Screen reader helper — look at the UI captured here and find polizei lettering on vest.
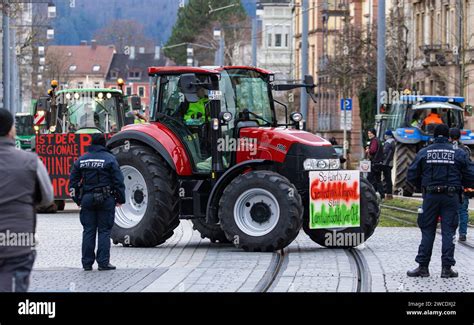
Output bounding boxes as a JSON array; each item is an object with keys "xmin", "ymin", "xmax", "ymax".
[
  {"xmin": 18, "ymin": 300, "xmax": 56, "ymax": 319},
  {"xmin": 426, "ymin": 149, "xmax": 455, "ymax": 164}
]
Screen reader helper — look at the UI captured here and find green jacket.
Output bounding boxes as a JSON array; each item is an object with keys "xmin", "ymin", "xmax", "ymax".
[{"xmin": 184, "ymin": 98, "xmax": 208, "ymax": 123}]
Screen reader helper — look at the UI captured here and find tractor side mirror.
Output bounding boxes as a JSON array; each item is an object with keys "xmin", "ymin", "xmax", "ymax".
[
  {"xmin": 303, "ymin": 75, "xmax": 318, "ymax": 103},
  {"xmin": 179, "ymin": 73, "xmax": 199, "ymax": 103},
  {"xmin": 130, "ymin": 96, "xmax": 142, "ymax": 111},
  {"xmin": 466, "ymin": 105, "xmax": 473, "ymax": 117}
]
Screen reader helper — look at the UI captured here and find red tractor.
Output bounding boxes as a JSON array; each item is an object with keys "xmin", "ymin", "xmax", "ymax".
[{"xmin": 107, "ymin": 66, "xmax": 380, "ymax": 251}]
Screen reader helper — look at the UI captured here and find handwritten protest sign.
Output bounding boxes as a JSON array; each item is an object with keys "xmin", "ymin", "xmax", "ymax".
[
  {"xmin": 36, "ymin": 133, "xmax": 113, "ymax": 199},
  {"xmin": 308, "ymin": 170, "xmax": 361, "ymax": 229}
]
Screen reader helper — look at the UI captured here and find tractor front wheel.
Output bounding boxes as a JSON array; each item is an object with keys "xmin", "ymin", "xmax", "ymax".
[
  {"xmin": 219, "ymin": 171, "xmax": 303, "ymax": 252},
  {"xmin": 303, "ymin": 177, "xmax": 380, "ymax": 248},
  {"xmin": 111, "ymin": 145, "xmax": 179, "ymax": 247}
]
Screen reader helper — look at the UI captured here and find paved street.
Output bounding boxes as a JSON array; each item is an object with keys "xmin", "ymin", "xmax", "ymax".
[{"xmin": 29, "ymin": 204, "xmax": 474, "ymax": 293}]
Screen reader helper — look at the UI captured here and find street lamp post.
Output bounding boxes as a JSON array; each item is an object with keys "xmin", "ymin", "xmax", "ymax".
[
  {"xmin": 300, "ymin": 0, "xmax": 309, "ymax": 123},
  {"xmin": 3, "ymin": 8, "xmax": 11, "ymax": 111}
]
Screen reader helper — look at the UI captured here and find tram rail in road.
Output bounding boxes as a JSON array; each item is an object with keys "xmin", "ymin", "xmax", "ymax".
[
  {"xmin": 347, "ymin": 248, "xmax": 372, "ymax": 292},
  {"xmin": 381, "ymin": 204, "xmax": 474, "ymax": 250},
  {"xmin": 254, "ymin": 249, "xmax": 286, "ymax": 292}
]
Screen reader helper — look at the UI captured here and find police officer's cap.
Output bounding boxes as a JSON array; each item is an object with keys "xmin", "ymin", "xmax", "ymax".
[
  {"xmin": 449, "ymin": 128, "xmax": 461, "ymax": 140},
  {"xmin": 91, "ymin": 133, "xmax": 107, "ymax": 147},
  {"xmin": 0, "ymin": 108, "xmax": 14, "ymax": 137},
  {"xmin": 434, "ymin": 124, "xmax": 449, "ymax": 138}
]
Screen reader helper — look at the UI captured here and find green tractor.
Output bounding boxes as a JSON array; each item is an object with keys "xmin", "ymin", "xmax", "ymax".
[{"xmin": 34, "ymin": 80, "xmax": 141, "ymax": 212}]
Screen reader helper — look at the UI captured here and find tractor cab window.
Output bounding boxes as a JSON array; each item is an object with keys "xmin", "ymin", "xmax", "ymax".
[
  {"xmin": 58, "ymin": 92, "xmax": 121, "ymax": 134},
  {"xmin": 220, "ymin": 69, "xmax": 275, "ymax": 130},
  {"xmin": 157, "ymin": 75, "xmax": 213, "ymax": 173},
  {"xmin": 387, "ymin": 102, "xmax": 407, "ymax": 130}
]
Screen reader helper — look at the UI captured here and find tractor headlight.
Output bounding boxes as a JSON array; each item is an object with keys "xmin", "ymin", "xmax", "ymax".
[
  {"xmin": 290, "ymin": 112, "xmax": 303, "ymax": 123},
  {"xmin": 303, "ymin": 158, "xmax": 341, "ymax": 171}
]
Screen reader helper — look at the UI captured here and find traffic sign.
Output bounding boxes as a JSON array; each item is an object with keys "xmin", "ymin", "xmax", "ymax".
[{"xmin": 340, "ymin": 98, "xmax": 353, "ymax": 111}]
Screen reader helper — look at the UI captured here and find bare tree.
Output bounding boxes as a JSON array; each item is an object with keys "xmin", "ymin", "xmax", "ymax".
[
  {"xmin": 94, "ymin": 19, "xmax": 154, "ymax": 54},
  {"xmin": 193, "ymin": 15, "xmax": 252, "ymax": 66},
  {"xmin": 44, "ymin": 49, "xmax": 72, "ymax": 87},
  {"xmin": 386, "ymin": 5, "xmax": 412, "ymax": 91}
]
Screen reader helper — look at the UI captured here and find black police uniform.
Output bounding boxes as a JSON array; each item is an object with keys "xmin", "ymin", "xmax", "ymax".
[
  {"xmin": 407, "ymin": 131, "xmax": 474, "ymax": 277},
  {"xmin": 69, "ymin": 142, "xmax": 125, "ymax": 270}
]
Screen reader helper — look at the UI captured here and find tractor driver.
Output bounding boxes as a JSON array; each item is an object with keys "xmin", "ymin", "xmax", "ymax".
[
  {"xmin": 422, "ymin": 109, "xmax": 443, "ymax": 127},
  {"xmin": 80, "ymin": 103, "xmax": 100, "ymax": 129},
  {"xmin": 184, "ymin": 87, "xmax": 209, "ymax": 125}
]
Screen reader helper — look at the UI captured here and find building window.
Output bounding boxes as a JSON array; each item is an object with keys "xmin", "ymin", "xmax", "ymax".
[
  {"xmin": 111, "ymin": 71, "xmax": 118, "ymax": 78},
  {"xmin": 275, "ymin": 34, "xmax": 282, "ymax": 47},
  {"xmin": 94, "ymin": 82, "xmax": 100, "ymax": 89},
  {"xmin": 128, "ymin": 71, "xmax": 141, "ymax": 79},
  {"xmin": 285, "ymin": 34, "xmax": 289, "ymax": 48},
  {"xmin": 138, "ymin": 86, "xmax": 145, "ymax": 97},
  {"xmin": 267, "ymin": 33, "xmax": 272, "ymax": 47},
  {"xmin": 78, "ymin": 82, "xmax": 84, "ymax": 89},
  {"xmin": 126, "ymin": 87, "xmax": 132, "ymax": 96},
  {"xmin": 111, "ymin": 86, "xmax": 117, "ymax": 90},
  {"xmin": 69, "ymin": 65, "xmax": 77, "ymax": 72},
  {"xmin": 92, "ymin": 65, "xmax": 101, "ymax": 72}
]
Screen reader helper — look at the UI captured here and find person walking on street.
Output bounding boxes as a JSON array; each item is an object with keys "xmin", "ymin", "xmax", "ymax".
[
  {"xmin": 0, "ymin": 109, "xmax": 54, "ymax": 292},
  {"xmin": 382, "ymin": 130, "xmax": 396, "ymax": 200},
  {"xmin": 407, "ymin": 124, "xmax": 474, "ymax": 278},
  {"xmin": 449, "ymin": 128, "xmax": 472, "ymax": 242},
  {"xmin": 69, "ymin": 134, "xmax": 126, "ymax": 271},
  {"xmin": 365, "ymin": 128, "xmax": 385, "ymax": 199}
]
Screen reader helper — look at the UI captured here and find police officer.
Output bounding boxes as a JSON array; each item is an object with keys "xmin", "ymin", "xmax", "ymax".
[
  {"xmin": 69, "ymin": 134, "xmax": 125, "ymax": 271},
  {"xmin": 449, "ymin": 128, "xmax": 472, "ymax": 242},
  {"xmin": 407, "ymin": 124, "xmax": 474, "ymax": 278}
]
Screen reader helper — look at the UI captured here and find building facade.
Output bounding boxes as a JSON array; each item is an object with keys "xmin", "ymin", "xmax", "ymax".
[
  {"xmin": 406, "ymin": 0, "xmax": 474, "ymax": 127},
  {"xmin": 104, "ymin": 46, "xmax": 172, "ymax": 107},
  {"xmin": 46, "ymin": 41, "xmax": 115, "ymax": 90},
  {"xmin": 293, "ymin": 0, "xmax": 380, "ymax": 159},
  {"xmin": 258, "ymin": 0, "xmax": 294, "ymax": 81}
]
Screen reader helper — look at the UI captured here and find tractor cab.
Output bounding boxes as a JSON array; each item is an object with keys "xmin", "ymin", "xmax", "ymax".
[
  {"xmin": 385, "ymin": 95, "xmax": 474, "ymax": 197},
  {"xmin": 52, "ymin": 89, "xmax": 129, "ymax": 135},
  {"xmin": 387, "ymin": 95, "xmax": 470, "ymax": 144}
]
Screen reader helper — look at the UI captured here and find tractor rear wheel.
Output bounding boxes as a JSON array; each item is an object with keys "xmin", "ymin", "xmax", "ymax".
[
  {"xmin": 219, "ymin": 171, "xmax": 303, "ymax": 252},
  {"xmin": 111, "ymin": 145, "xmax": 179, "ymax": 247},
  {"xmin": 303, "ymin": 177, "xmax": 380, "ymax": 248},
  {"xmin": 393, "ymin": 143, "xmax": 417, "ymax": 197},
  {"xmin": 191, "ymin": 219, "xmax": 230, "ymax": 244}
]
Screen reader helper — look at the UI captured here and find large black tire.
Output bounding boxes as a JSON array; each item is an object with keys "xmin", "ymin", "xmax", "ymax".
[
  {"xmin": 303, "ymin": 176, "xmax": 380, "ymax": 248},
  {"xmin": 191, "ymin": 219, "xmax": 230, "ymax": 244},
  {"xmin": 111, "ymin": 145, "xmax": 179, "ymax": 247},
  {"xmin": 393, "ymin": 143, "xmax": 417, "ymax": 197},
  {"xmin": 219, "ymin": 171, "xmax": 303, "ymax": 252}
]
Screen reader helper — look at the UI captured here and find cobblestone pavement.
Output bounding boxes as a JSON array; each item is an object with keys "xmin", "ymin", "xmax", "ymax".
[{"xmin": 30, "ymin": 206, "xmax": 474, "ymax": 292}]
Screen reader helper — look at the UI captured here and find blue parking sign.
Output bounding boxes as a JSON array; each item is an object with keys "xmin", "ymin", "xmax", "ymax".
[{"xmin": 340, "ymin": 99, "xmax": 353, "ymax": 111}]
